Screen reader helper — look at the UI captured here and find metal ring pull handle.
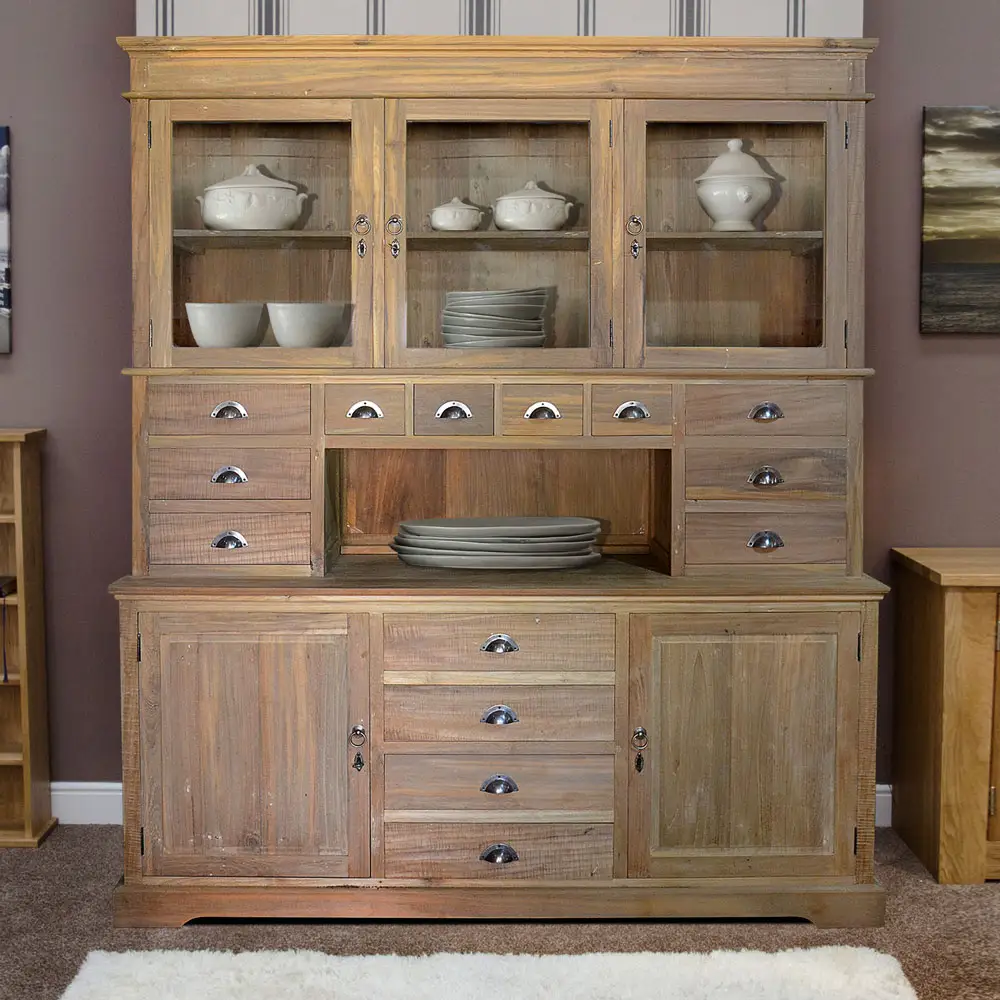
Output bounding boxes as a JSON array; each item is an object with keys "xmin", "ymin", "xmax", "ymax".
[
  {"xmin": 480, "ymin": 633, "xmax": 519, "ymax": 654},
  {"xmin": 613, "ymin": 400, "xmax": 650, "ymax": 421},
  {"xmin": 480, "ymin": 774, "xmax": 519, "ymax": 795},
  {"xmin": 386, "ymin": 214, "xmax": 403, "ymax": 236},
  {"xmin": 346, "ymin": 400, "xmax": 384, "ymax": 419},
  {"xmin": 210, "ymin": 465, "xmax": 248, "ymax": 485},
  {"xmin": 349, "ymin": 724, "xmax": 367, "ymax": 747},
  {"xmin": 210, "ymin": 401, "xmax": 248, "ymax": 420},
  {"xmin": 748, "ymin": 401, "xmax": 784, "ymax": 423},
  {"xmin": 479, "ymin": 843, "xmax": 519, "ymax": 865},
  {"xmin": 435, "ymin": 401, "xmax": 473, "ymax": 421},
  {"xmin": 747, "ymin": 466, "xmax": 784, "ymax": 488},
  {"xmin": 631, "ymin": 726, "xmax": 648, "ymax": 751},
  {"xmin": 523, "ymin": 401, "xmax": 562, "ymax": 421},
  {"xmin": 353, "ymin": 214, "xmax": 371, "ymax": 235},
  {"xmin": 747, "ymin": 530, "xmax": 785, "ymax": 552},
  {"xmin": 626, "ymin": 215, "xmax": 644, "ymax": 235},
  {"xmin": 210, "ymin": 530, "xmax": 248, "ymax": 550},
  {"xmin": 480, "ymin": 704, "xmax": 519, "ymax": 726}
]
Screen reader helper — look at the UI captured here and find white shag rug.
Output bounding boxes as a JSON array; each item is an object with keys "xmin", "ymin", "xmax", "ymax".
[{"xmin": 61, "ymin": 947, "xmax": 917, "ymax": 1000}]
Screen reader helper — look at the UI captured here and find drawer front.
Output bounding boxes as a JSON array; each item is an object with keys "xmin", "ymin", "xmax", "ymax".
[
  {"xmin": 384, "ymin": 755, "xmax": 614, "ymax": 816},
  {"xmin": 383, "ymin": 685, "xmax": 614, "ymax": 742},
  {"xmin": 148, "ymin": 448, "xmax": 312, "ymax": 500},
  {"xmin": 591, "ymin": 384, "xmax": 673, "ymax": 436},
  {"xmin": 501, "ymin": 385, "xmax": 583, "ymax": 437},
  {"xmin": 686, "ymin": 448, "xmax": 847, "ymax": 501},
  {"xmin": 148, "ymin": 383, "xmax": 310, "ymax": 436},
  {"xmin": 413, "ymin": 384, "xmax": 495, "ymax": 436},
  {"xmin": 383, "ymin": 614, "xmax": 615, "ymax": 672},
  {"xmin": 325, "ymin": 383, "xmax": 406, "ymax": 435},
  {"xmin": 685, "ymin": 510, "xmax": 847, "ymax": 566},
  {"xmin": 383, "ymin": 822, "xmax": 613, "ymax": 879},
  {"xmin": 148, "ymin": 512, "xmax": 311, "ymax": 566},
  {"xmin": 685, "ymin": 384, "xmax": 847, "ymax": 437}
]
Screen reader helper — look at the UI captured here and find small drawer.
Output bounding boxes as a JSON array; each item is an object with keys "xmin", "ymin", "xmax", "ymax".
[
  {"xmin": 413, "ymin": 384, "xmax": 495, "ymax": 436},
  {"xmin": 148, "ymin": 512, "xmax": 311, "ymax": 566},
  {"xmin": 384, "ymin": 755, "xmax": 614, "ymax": 816},
  {"xmin": 591, "ymin": 384, "xmax": 673, "ymax": 436},
  {"xmin": 383, "ymin": 614, "xmax": 615, "ymax": 672},
  {"xmin": 685, "ymin": 383, "xmax": 847, "ymax": 437},
  {"xmin": 148, "ymin": 383, "xmax": 311, "ymax": 436},
  {"xmin": 382, "ymin": 685, "xmax": 614, "ymax": 742},
  {"xmin": 686, "ymin": 448, "xmax": 847, "ymax": 501},
  {"xmin": 325, "ymin": 384, "xmax": 406, "ymax": 435},
  {"xmin": 383, "ymin": 823, "xmax": 613, "ymax": 879},
  {"xmin": 501, "ymin": 385, "xmax": 583, "ymax": 437},
  {"xmin": 148, "ymin": 448, "xmax": 312, "ymax": 500},
  {"xmin": 685, "ymin": 510, "xmax": 847, "ymax": 566}
]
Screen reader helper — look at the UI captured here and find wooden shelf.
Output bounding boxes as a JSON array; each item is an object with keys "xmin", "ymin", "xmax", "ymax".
[
  {"xmin": 407, "ymin": 230, "xmax": 589, "ymax": 251},
  {"xmin": 0, "ymin": 594, "xmax": 18, "ymax": 606},
  {"xmin": 647, "ymin": 231, "xmax": 823, "ymax": 252},
  {"xmin": 174, "ymin": 230, "xmax": 352, "ymax": 253},
  {"xmin": 0, "ymin": 745, "xmax": 24, "ymax": 766},
  {"xmin": 0, "ymin": 675, "xmax": 20, "ymax": 686},
  {"xmin": 0, "ymin": 513, "xmax": 14, "ymax": 523}
]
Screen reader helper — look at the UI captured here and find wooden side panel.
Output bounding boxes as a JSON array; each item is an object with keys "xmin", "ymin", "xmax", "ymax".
[
  {"xmin": 991, "ymin": 599, "xmax": 1000, "ymax": 845},
  {"xmin": 131, "ymin": 100, "xmax": 151, "ymax": 367}
]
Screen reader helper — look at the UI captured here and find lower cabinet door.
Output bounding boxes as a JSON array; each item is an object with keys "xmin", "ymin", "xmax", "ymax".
[
  {"xmin": 628, "ymin": 611, "xmax": 860, "ymax": 878},
  {"xmin": 138, "ymin": 611, "xmax": 369, "ymax": 877}
]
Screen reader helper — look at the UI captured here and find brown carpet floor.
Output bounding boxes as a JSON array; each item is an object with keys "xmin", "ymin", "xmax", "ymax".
[{"xmin": 1, "ymin": 827, "xmax": 998, "ymax": 1000}]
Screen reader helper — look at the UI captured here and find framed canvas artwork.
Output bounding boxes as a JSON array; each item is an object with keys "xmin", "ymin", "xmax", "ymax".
[
  {"xmin": 0, "ymin": 127, "xmax": 8, "ymax": 353},
  {"xmin": 921, "ymin": 107, "xmax": 1000, "ymax": 334}
]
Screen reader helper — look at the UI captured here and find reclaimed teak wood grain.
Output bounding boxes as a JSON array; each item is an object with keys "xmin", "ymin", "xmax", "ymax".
[{"xmin": 113, "ymin": 36, "xmax": 884, "ymax": 925}]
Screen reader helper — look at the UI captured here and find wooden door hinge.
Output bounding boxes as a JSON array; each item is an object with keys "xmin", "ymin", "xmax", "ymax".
[
  {"xmin": 857, "ymin": 631, "xmax": 862, "ymax": 661},
  {"xmin": 853, "ymin": 826, "xmax": 858, "ymax": 854},
  {"xmin": 844, "ymin": 121, "xmax": 850, "ymax": 149},
  {"xmin": 994, "ymin": 619, "xmax": 1000, "ymax": 651},
  {"xmin": 140, "ymin": 827, "xmax": 145, "ymax": 855},
  {"xmin": 147, "ymin": 120, "xmax": 152, "ymax": 149},
  {"xmin": 137, "ymin": 632, "xmax": 142, "ymax": 662},
  {"xmin": 609, "ymin": 119, "xmax": 613, "ymax": 147},
  {"xmin": 990, "ymin": 786, "xmax": 997, "ymax": 818},
  {"xmin": 844, "ymin": 320, "xmax": 849, "ymax": 351},
  {"xmin": 149, "ymin": 319, "xmax": 153, "ymax": 351},
  {"xmin": 609, "ymin": 319, "xmax": 614, "ymax": 350}
]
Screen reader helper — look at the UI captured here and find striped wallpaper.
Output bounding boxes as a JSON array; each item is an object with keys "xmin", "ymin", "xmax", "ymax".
[{"xmin": 137, "ymin": 0, "xmax": 864, "ymax": 37}]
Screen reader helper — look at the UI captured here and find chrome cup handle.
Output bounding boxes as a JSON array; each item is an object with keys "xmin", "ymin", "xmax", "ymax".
[
  {"xmin": 524, "ymin": 401, "xmax": 562, "ymax": 420},
  {"xmin": 435, "ymin": 400, "xmax": 473, "ymax": 420},
  {"xmin": 210, "ymin": 401, "xmax": 248, "ymax": 420},
  {"xmin": 210, "ymin": 530, "xmax": 248, "ymax": 550},
  {"xmin": 747, "ymin": 530, "xmax": 785, "ymax": 552},
  {"xmin": 480, "ymin": 704, "xmax": 519, "ymax": 726},
  {"xmin": 747, "ymin": 401, "xmax": 784, "ymax": 423},
  {"xmin": 613, "ymin": 400, "xmax": 650, "ymax": 421},
  {"xmin": 480, "ymin": 774, "xmax": 519, "ymax": 795},
  {"xmin": 346, "ymin": 400, "xmax": 384, "ymax": 419},
  {"xmin": 480, "ymin": 633, "xmax": 519, "ymax": 654},
  {"xmin": 479, "ymin": 843, "xmax": 519, "ymax": 864},
  {"xmin": 747, "ymin": 466, "xmax": 784, "ymax": 488},
  {"xmin": 210, "ymin": 465, "xmax": 248, "ymax": 485}
]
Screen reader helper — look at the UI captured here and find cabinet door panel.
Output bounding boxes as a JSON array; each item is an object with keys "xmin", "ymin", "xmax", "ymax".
[
  {"xmin": 140, "ymin": 612, "xmax": 369, "ymax": 877},
  {"xmin": 628, "ymin": 611, "xmax": 859, "ymax": 878}
]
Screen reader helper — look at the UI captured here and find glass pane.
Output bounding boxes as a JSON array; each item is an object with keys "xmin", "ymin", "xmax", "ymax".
[
  {"xmin": 172, "ymin": 121, "xmax": 353, "ymax": 350},
  {"xmin": 404, "ymin": 121, "xmax": 590, "ymax": 351},
  {"xmin": 645, "ymin": 122, "xmax": 825, "ymax": 350}
]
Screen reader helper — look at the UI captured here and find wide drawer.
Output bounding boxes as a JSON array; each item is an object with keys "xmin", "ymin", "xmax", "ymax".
[
  {"xmin": 685, "ymin": 383, "xmax": 847, "ymax": 436},
  {"xmin": 383, "ymin": 822, "xmax": 613, "ymax": 879},
  {"xmin": 685, "ymin": 510, "xmax": 847, "ymax": 566},
  {"xmin": 148, "ymin": 512, "xmax": 311, "ymax": 566},
  {"xmin": 686, "ymin": 447, "xmax": 847, "ymax": 501},
  {"xmin": 325, "ymin": 383, "xmax": 405, "ymax": 435},
  {"xmin": 383, "ymin": 614, "xmax": 615, "ymax": 672},
  {"xmin": 382, "ymin": 685, "xmax": 614, "ymax": 741},
  {"xmin": 591, "ymin": 384, "xmax": 673, "ymax": 436},
  {"xmin": 148, "ymin": 448, "xmax": 312, "ymax": 500},
  {"xmin": 413, "ymin": 384, "xmax": 495, "ymax": 436},
  {"xmin": 383, "ymin": 754, "xmax": 614, "ymax": 816},
  {"xmin": 147, "ymin": 383, "xmax": 311, "ymax": 436},
  {"xmin": 501, "ymin": 385, "xmax": 583, "ymax": 437}
]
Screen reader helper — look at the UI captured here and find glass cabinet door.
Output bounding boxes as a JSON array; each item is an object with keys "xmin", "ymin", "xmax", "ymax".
[
  {"xmin": 624, "ymin": 102, "xmax": 849, "ymax": 369},
  {"xmin": 148, "ymin": 99, "xmax": 376, "ymax": 368},
  {"xmin": 383, "ymin": 100, "xmax": 614, "ymax": 369}
]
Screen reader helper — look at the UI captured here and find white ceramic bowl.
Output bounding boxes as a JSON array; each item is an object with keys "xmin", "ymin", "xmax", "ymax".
[
  {"xmin": 185, "ymin": 303, "xmax": 267, "ymax": 348},
  {"xmin": 267, "ymin": 303, "xmax": 346, "ymax": 348}
]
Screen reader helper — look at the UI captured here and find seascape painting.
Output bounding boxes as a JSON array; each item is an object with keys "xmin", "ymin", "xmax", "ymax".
[
  {"xmin": 921, "ymin": 107, "xmax": 1000, "ymax": 334},
  {"xmin": 0, "ymin": 127, "xmax": 9, "ymax": 353}
]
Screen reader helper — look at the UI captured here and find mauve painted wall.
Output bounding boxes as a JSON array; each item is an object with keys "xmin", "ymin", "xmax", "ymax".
[
  {"xmin": 864, "ymin": 0, "xmax": 1000, "ymax": 778},
  {"xmin": 0, "ymin": 1, "xmax": 134, "ymax": 780}
]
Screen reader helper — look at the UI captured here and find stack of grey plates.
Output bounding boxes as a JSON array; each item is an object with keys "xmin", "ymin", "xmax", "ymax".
[
  {"xmin": 442, "ymin": 288, "xmax": 549, "ymax": 349},
  {"xmin": 391, "ymin": 516, "xmax": 601, "ymax": 569}
]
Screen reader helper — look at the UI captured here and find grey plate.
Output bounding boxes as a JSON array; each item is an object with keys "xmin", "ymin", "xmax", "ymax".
[
  {"xmin": 442, "ymin": 312, "xmax": 546, "ymax": 330},
  {"xmin": 392, "ymin": 536, "xmax": 595, "ymax": 554},
  {"xmin": 446, "ymin": 287, "xmax": 549, "ymax": 298},
  {"xmin": 445, "ymin": 303, "xmax": 545, "ymax": 319},
  {"xmin": 444, "ymin": 336, "xmax": 546, "ymax": 348},
  {"xmin": 399, "ymin": 516, "xmax": 601, "ymax": 538},
  {"xmin": 393, "ymin": 550, "xmax": 601, "ymax": 570},
  {"xmin": 397, "ymin": 528, "xmax": 599, "ymax": 547}
]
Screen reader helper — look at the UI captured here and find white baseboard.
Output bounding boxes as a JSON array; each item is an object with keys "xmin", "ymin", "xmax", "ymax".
[{"xmin": 49, "ymin": 781, "xmax": 895, "ymax": 830}]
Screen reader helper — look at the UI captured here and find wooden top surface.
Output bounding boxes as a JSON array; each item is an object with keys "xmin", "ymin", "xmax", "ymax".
[
  {"xmin": 111, "ymin": 556, "xmax": 888, "ymax": 601},
  {"xmin": 123, "ymin": 368, "xmax": 876, "ymax": 380},
  {"xmin": 0, "ymin": 429, "xmax": 45, "ymax": 443},
  {"xmin": 892, "ymin": 548, "xmax": 1000, "ymax": 587}
]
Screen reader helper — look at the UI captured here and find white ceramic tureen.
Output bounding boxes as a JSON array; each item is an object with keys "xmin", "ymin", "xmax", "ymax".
[
  {"xmin": 429, "ymin": 197, "xmax": 485, "ymax": 232},
  {"xmin": 694, "ymin": 139, "xmax": 775, "ymax": 232},
  {"xmin": 196, "ymin": 164, "xmax": 308, "ymax": 231},
  {"xmin": 492, "ymin": 181, "xmax": 573, "ymax": 231}
]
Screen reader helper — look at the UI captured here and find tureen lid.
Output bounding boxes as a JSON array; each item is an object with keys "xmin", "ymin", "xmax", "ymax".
[
  {"xmin": 695, "ymin": 140, "xmax": 771, "ymax": 181},
  {"xmin": 494, "ymin": 181, "xmax": 568, "ymax": 203},
  {"xmin": 204, "ymin": 164, "xmax": 299, "ymax": 192},
  {"xmin": 433, "ymin": 197, "xmax": 480, "ymax": 212}
]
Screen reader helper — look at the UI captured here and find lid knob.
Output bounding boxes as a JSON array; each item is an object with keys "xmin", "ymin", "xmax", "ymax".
[{"xmin": 727, "ymin": 139, "xmax": 743, "ymax": 153}]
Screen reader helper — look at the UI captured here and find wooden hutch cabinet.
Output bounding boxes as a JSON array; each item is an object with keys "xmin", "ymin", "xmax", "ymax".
[{"xmin": 112, "ymin": 35, "xmax": 884, "ymax": 927}]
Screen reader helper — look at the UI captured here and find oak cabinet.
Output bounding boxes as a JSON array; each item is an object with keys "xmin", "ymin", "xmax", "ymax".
[
  {"xmin": 138, "ymin": 612, "xmax": 369, "ymax": 877},
  {"xmin": 628, "ymin": 612, "xmax": 861, "ymax": 878}
]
